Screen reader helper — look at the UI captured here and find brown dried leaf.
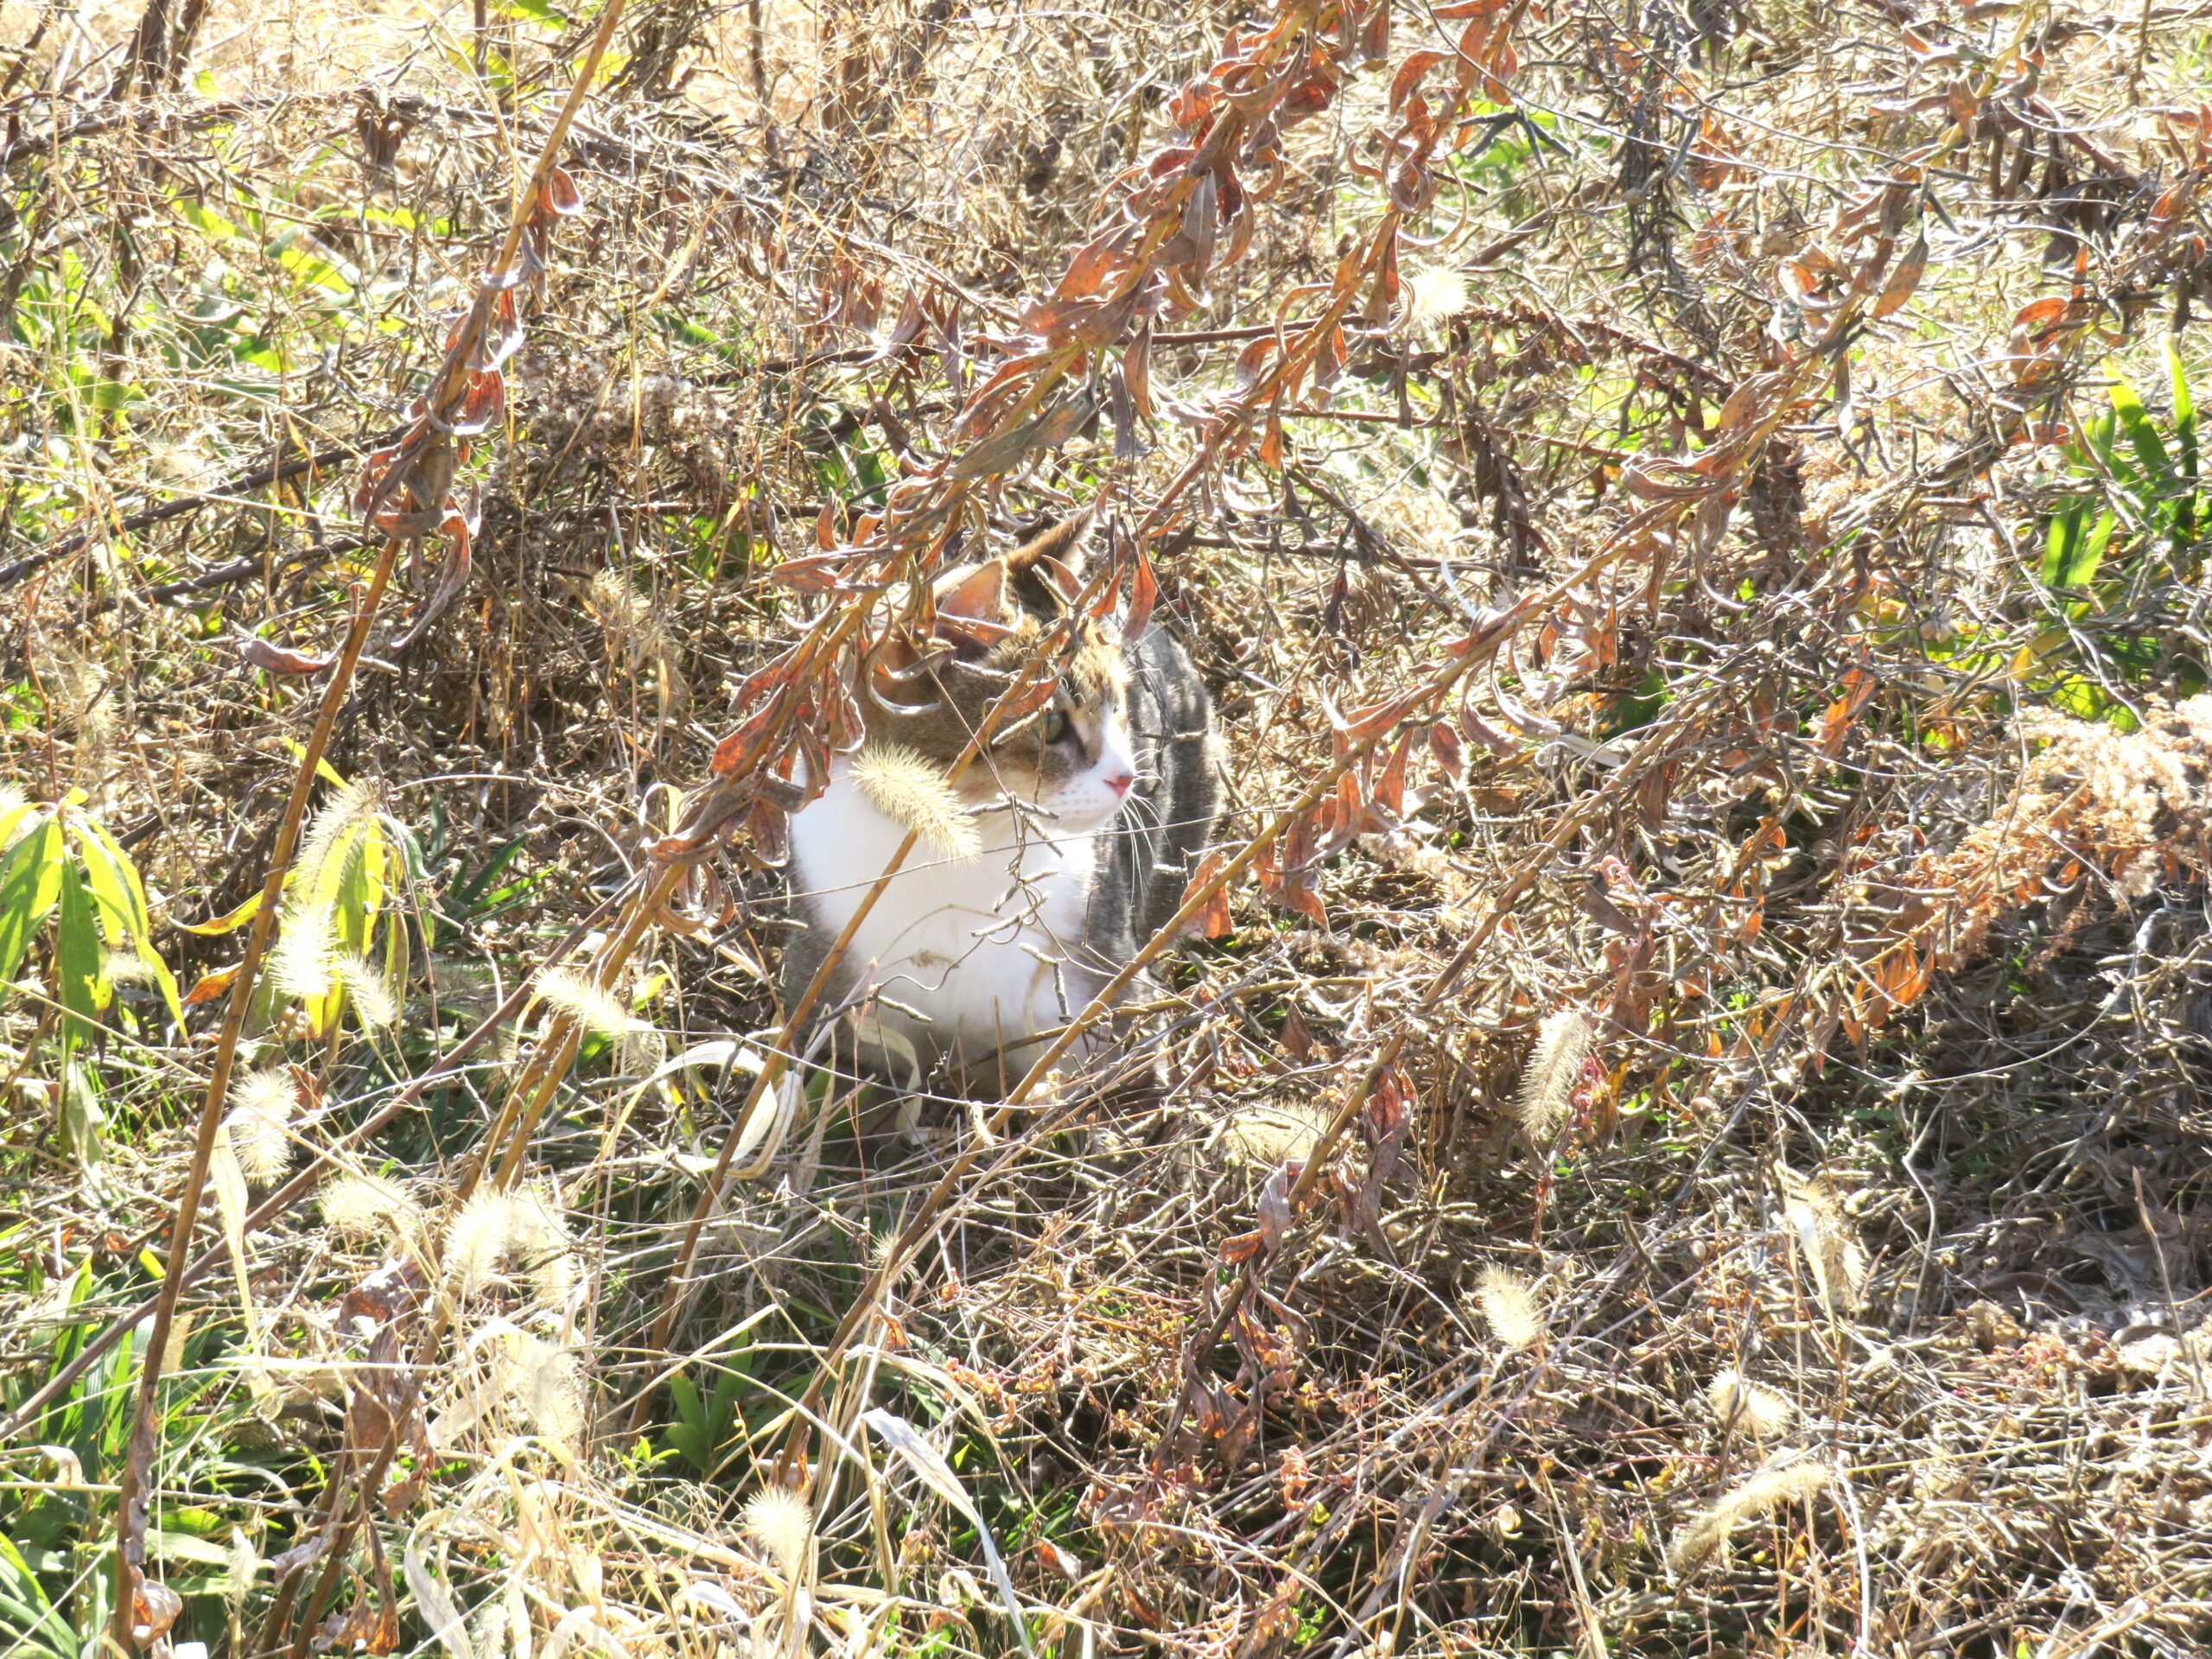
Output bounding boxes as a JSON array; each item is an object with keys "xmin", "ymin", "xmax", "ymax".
[{"xmin": 1871, "ymin": 232, "xmax": 1928, "ymax": 320}]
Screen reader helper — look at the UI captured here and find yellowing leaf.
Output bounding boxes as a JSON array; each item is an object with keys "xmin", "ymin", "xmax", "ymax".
[
  {"xmin": 175, "ymin": 888, "xmax": 265, "ymax": 935},
  {"xmin": 280, "ymin": 738, "xmax": 350, "ymax": 793}
]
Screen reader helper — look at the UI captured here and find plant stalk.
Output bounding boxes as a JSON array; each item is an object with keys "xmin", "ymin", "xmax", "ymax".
[{"xmin": 110, "ymin": 533, "xmax": 401, "ymax": 1654}]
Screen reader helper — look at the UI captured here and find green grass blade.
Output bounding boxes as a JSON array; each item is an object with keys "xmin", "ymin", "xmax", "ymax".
[{"xmin": 0, "ymin": 819, "xmax": 64, "ymax": 985}]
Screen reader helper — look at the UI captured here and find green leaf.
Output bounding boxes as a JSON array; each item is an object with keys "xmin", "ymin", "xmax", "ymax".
[
  {"xmin": 280, "ymin": 738, "xmax": 349, "ymax": 793},
  {"xmin": 0, "ymin": 1531, "xmax": 79, "ymax": 1659},
  {"xmin": 2169, "ymin": 340, "xmax": 2198, "ymax": 539},
  {"xmin": 666, "ymin": 1373, "xmax": 709, "ymax": 1471},
  {"xmin": 54, "ymin": 860, "xmax": 104, "ymax": 1065},
  {"xmin": 2040, "ymin": 502, "xmax": 2084, "ymax": 588},
  {"xmin": 176, "ymin": 199, "xmax": 241, "ymax": 242},
  {"xmin": 0, "ymin": 818, "xmax": 65, "ymax": 984},
  {"xmin": 2072, "ymin": 509, "xmax": 2118, "ymax": 589},
  {"xmin": 65, "ymin": 811, "xmax": 149, "ymax": 944},
  {"xmin": 2109, "ymin": 374, "xmax": 2175, "ymax": 499}
]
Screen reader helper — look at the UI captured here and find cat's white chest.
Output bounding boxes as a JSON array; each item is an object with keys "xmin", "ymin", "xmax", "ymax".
[{"xmin": 787, "ymin": 759, "xmax": 1100, "ymax": 1061}]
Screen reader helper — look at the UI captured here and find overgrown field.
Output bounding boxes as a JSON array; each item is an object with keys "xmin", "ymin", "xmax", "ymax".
[{"xmin": 6, "ymin": 0, "xmax": 2212, "ymax": 1655}]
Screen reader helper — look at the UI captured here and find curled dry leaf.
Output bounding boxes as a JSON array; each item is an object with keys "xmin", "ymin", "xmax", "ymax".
[{"xmin": 237, "ymin": 636, "xmax": 337, "ymax": 677}]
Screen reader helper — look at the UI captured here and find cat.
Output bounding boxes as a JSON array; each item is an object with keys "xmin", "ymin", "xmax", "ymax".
[{"xmin": 779, "ymin": 514, "xmax": 1220, "ymax": 1088}]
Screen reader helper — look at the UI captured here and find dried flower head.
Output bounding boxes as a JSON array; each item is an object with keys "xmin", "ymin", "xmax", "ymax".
[
  {"xmin": 850, "ymin": 741, "xmax": 980, "ymax": 862},
  {"xmin": 1476, "ymin": 1266, "xmax": 1545, "ymax": 1351}
]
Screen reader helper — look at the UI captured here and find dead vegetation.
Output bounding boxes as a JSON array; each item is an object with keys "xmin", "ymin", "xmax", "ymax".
[{"xmin": 6, "ymin": 0, "xmax": 2212, "ymax": 1656}]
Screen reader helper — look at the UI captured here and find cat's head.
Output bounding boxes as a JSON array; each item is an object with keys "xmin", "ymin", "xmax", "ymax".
[{"xmin": 865, "ymin": 515, "xmax": 1137, "ymax": 833}]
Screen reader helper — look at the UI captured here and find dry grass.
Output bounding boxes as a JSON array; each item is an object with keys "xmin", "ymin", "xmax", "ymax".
[{"xmin": 6, "ymin": 0, "xmax": 2212, "ymax": 1656}]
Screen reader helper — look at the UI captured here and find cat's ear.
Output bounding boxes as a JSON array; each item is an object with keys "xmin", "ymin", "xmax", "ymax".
[
  {"xmin": 1008, "ymin": 512, "xmax": 1096, "ymax": 580},
  {"xmin": 1005, "ymin": 512, "xmax": 1096, "ymax": 613},
  {"xmin": 929, "ymin": 559, "xmax": 1017, "ymax": 647}
]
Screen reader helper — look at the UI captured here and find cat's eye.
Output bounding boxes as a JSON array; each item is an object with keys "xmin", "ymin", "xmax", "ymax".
[{"xmin": 1040, "ymin": 709, "xmax": 1071, "ymax": 744}]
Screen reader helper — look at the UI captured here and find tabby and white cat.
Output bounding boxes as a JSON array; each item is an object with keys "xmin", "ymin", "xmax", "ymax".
[{"xmin": 780, "ymin": 516, "xmax": 1219, "ymax": 1084}]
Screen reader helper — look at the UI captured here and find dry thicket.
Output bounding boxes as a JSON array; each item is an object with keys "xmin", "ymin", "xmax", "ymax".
[{"xmin": 5, "ymin": 0, "xmax": 2212, "ymax": 1656}]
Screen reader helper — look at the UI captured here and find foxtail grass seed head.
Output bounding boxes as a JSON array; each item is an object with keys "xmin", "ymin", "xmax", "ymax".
[
  {"xmin": 744, "ymin": 1487, "xmax": 814, "ymax": 1579},
  {"xmin": 1404, "ymin": 264, "xmax": 1471, "ymax": 327},
  {"xmin": 1668, "ymin": 1455, "xmax": 1831, "ymax": 1573},
  {"xmin": 446, "ymin": 1190, "xmax": 523, "ymax": 1299},
  {"xmin": 1221, "ymin": 1101, "xmax": 1331, "ymax": 1166},
  {"xmin": 321, "ymin": 1174, "xmax": 420, "ymax": 1244},
  {"xmin": 1516, "ymin": 1008, "xmax": 1592, "ymax": 1141},
  {"xmin": 1781, "ymin": 1170, "xmax": 1868, "ymax": 1315},
  {"xmin": 226, "ymin": 1529, "xmax": 263, "ymax": 1609},
  {"xmin": 510, "ymin": 1185, "xmax": 578, "ymax": 1305},
  {"xmin": 619, "ymin": 1020, "xmax": 667, "ymax": 1077},
  {"xmin": 296, "ymin": 779, "xmax": 380, "ymax": 892},
  {"xmin": 446, "ymin": 1185, "xmax": 578, "ymax": 1304},
  {"xmin": 588, "ymin": 569, "xmax": 648, "ymax": 635},
  {"xmin": 271, "ymin": 903, "xmax": 337, "ymax": 1001},
  {"xmin": 1476, "ymin": 1266, "xmax": 1545, "ymax": 1351},
  {"xmin": 334, "ymin": 956, "xmax": 397, "ymax": 1029},
  {"xmin": 226, "ymin": 1067, "xmax": 298, "ymax": 1183},
  {"xmin": 509, "ymin": 1335, "xmax": 585, "ymax": 1450},
  {"xmin": 851, "ymin": 741, "xmax": 981, "ymax": 862},
  {"xmin": 1706, "ymin": 1370, "xmax": 1795, "ymax": 1438},
  {"xmin": 534, "ymin": 965, "xmax": 630, "ymax": 1040},
  {"xmin": 100, "ymin": 948, "xmax": 154, "ymax": 987}
]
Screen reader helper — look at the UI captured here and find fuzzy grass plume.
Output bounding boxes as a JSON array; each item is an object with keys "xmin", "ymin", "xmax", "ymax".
[
  {"xmin": 1706, "ymin": 1370, "xmax": 1796, "ymax": 1439},
  {"xmin": 1516, "ymin": 1009, "xmax": 1592, "ymax": 1141},
  {"xmin": 508, "ymin": 1335, "xmax": 585, "ymax": 1450},
  {"xmin": 444, "ymin": 1185, "xmax": 577, "ymax": 1305},
  {"xmin": 270, "ymin": 903, "xmax": 336, "ymax": 1001},
  {"xmin": 1668, "ymin": 1454, "xmax": 1833, "ymax": 1573},
  {"xmin": 1779, "ymin": 1167, "xmax": 1868, "ymax": 1316},
  {"xmin": 850, "ymin": 740, "xmax": 980, "ymax": 862},
  {"xmin": 225, "ymin": 1067, "xmax": 298, "ymax": 1184},
  {"xmin": 296, "ymin": 779, "xmax": 381, "ymax": 889},
  {"xmin": 534, "ymin": 965, "xmax": 630, "ymax": 1040},
  {"xmin": 744, "ymin": 1486, "xmax": 814, "ymax": 1580},
  {"xmin": 334, "ymin": 956, "xmax": 398, "ymax": 1029},
  {"xmin": 320, "ymin": 1174, "xmax": 421, "ymax": 1245},
  {"xmin": 1404, "ymin": 264, "xmax": 1471, "ymax": 327},
  {"xmin": 1221, "ymin": 1100, "xmax": 1331, "ymax": 1166},
  {"xmin": 1476, "ymin": 1266, "xmax": 1545, "ymax": 1351}
]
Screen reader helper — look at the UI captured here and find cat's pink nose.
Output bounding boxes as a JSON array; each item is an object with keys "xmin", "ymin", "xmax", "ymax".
[{"xmin": 1104, "ymin": 769, "xmax": 1135, "ymax": 797}]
